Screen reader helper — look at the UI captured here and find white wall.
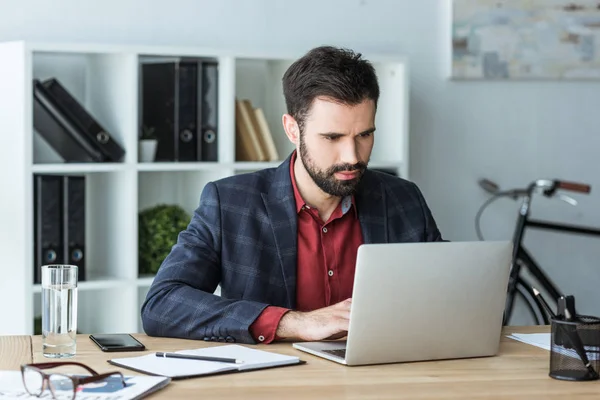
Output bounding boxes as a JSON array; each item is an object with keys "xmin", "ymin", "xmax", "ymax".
[{"xmin": 2, "ymin": 0, "xmax": 598, "ymax": 319}]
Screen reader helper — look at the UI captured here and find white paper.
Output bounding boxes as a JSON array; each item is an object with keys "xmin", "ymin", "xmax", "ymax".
[
  {"xmin": 507, "ymin": 333, "xmax": 600, "ymax": 361},
  {"xmin": 507, "ymin": 333, "xmax": 552, "ymax": 350},
  {"xmin": 109, "ymin": 344, "xmax": 300, "ymax": 378},
  {"xmin": 0, "ymin": 370, "xmax": 169, "ymax": 400}
]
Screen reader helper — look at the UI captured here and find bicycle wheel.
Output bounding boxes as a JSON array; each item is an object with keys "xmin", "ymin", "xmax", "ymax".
[{"xmin": 506, "ymin": 277, "xmax": 547, "ymax": 325}]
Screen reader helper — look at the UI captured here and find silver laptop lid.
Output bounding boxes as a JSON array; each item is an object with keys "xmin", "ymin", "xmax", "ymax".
[{"xmin": 345, "ymin": 241, "xmax": 512, "ymax": 366}]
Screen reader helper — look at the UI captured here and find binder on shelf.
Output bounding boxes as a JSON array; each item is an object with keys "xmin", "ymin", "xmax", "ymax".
[
  {"xmin": 176, "ymin": 62, "xmax": 200, "ymax": 162},
  {"xmin": 33, "ymin": 175, "xmax": 63, "ymax": 284},
  {"xmin": 33, "ymin": 175, "xmax": 86, "ymax": 283},
  {"xmin": 33, "ymin": 80, "xmax": 104, "ymax": 163},
  {"xmin": 42, "ymin": 78, "xmax": 126, "ymax": 162},
  {"xmin": 140, "ymin": 58, "xmax": 219, "ymax": 162},
  {"xmin": 63, "ymin": 175, "xmax": 86, "ymax": 281},
  {"xmin": 199, "ymin": 60, "xmax": 219, "ymax": 162}
]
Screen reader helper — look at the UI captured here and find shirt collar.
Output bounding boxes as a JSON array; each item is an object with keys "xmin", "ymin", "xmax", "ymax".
[{"xmin": 289, "ymin": 150, "xmax": 357, "ymax": 217}]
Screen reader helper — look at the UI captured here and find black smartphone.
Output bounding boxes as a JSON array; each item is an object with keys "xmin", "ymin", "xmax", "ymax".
[{"xmin": 89, "ymin": 333, "xmax": 146, "ymax": 352}]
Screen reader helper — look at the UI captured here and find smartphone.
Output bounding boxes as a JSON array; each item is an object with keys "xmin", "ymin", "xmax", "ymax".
[{"xmin": 89, "ymin": 333, "xmax": 146, "ymax": 352}]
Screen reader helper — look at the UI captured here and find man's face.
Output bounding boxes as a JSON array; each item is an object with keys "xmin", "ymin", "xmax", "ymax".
[{"xmin": 298, "ymin": 97, "xmax": 375, "ymax": 197}]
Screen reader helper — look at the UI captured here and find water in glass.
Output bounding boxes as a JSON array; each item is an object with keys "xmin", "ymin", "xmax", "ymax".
[{"xmin": 41, "ymin": 265, "xmax": 78, "ymax": 358}]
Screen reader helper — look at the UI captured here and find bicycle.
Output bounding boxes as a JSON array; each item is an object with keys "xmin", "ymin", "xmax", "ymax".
[{"xmin": 475, "ymin": 178, "xmax": 600, "ymax": 326}]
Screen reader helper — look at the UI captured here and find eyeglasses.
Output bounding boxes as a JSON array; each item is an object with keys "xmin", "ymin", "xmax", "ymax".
[{"xmin": 20, "ymin": 362, "xmax": 126, "ymax": 400}]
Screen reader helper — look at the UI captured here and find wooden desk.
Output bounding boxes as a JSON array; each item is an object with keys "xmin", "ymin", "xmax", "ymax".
[{"xmin": 1, "ymin": 327, "xmax": 598, "ymax": 399}]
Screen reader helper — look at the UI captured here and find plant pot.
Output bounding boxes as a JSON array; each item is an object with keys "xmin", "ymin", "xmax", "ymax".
[{"xmin": 139, "ymin": 139, "xmax": 158, "ymax": 162}]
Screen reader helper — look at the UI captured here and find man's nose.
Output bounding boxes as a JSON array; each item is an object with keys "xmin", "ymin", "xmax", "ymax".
[{"xmin": 339, "ymin": 140, "xmax": 359, "ymax": 166}]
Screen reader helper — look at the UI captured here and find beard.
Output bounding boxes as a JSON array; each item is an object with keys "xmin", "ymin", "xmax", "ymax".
[{"xmin": 299, "ymin": 135, "xmax": 368, "ymax": 197}]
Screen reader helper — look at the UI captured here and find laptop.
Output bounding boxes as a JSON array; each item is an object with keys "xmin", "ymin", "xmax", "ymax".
[{"xmin": 292, "ymin": 240, "xmax": 512, "ymax": 366}]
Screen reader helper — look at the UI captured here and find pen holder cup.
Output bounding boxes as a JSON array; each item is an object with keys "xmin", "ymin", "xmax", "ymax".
[{"xmin": 549, "ymin": 315, "xmax": 600, "ymax": 381}]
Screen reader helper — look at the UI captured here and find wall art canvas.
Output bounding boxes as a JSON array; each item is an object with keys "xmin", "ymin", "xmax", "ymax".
[{"xmin": 452, "ymin": 0, "xmax": 600, "ymax": 79}]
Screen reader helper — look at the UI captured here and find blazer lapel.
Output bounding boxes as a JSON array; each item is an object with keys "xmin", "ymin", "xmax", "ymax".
[
  {"xmin": 356, "ymin": 170, "xmax": 388, "ymax": 244},
  {"xmin": 262, "ymin": 155, "xmax": 297, "ymax": 309}
]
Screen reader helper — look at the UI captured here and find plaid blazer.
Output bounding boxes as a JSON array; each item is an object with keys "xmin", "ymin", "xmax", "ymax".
[{"xmin": 141, "ymin": 153, "xmax": 443, "ymax": 344}]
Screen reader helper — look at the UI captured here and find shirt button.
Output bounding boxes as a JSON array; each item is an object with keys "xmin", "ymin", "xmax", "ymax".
[
  {"xmin": 258, "ymin": 335, "xmax": 265, "ymax": 342},
  {"xmin": 322, "ymin": 227, "xmax": 328, "ymax": 233},
  {"xmin": 328, "ymin": 270, "xmax": 334, "ymax": 277}
]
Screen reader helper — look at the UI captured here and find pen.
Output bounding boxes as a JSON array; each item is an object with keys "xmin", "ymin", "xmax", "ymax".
[
  {"xmin": 563, "ymin": 299, "xmax": 598, "ymax": 379},
  {"xmin": 155, "ymin": 352, "xmax": 244, "ymax": 364},
  {"xmin": 532, "ymin": 287, "xmax": 556, "ymax": 318}
]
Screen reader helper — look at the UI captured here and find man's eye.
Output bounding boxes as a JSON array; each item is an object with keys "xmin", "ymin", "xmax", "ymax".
[
  {"xmin": 325, "ymin": 136, "xmax": 340, "ymax": 141},
  {"xmin": 360, "ymin": 132, "xmax": 372, "ymax": 138}
]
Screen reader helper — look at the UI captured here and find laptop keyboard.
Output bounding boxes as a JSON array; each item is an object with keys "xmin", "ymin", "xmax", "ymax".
[{"xmin": 323, "ymin": 349, "xmax": 346, "ymax": 358}]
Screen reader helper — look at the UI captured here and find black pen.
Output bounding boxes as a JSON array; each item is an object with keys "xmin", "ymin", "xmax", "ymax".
[
  {"xmin": 155, "ymin": 352, "xmax": 244, "ymax": 364},
  {"xmin": 563, "ymin": 301, "xmax": 598, "ymax": 378}
]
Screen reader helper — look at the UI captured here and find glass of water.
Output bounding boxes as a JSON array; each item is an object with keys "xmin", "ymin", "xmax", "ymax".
[{"xmin": 41, "ymin": 265, "xmax": 78, "ymax": 358}]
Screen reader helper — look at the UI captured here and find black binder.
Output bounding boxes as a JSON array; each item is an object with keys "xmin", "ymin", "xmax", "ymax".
[
  {"xmin": 33, "ymin": 175, "xmax": 86, "ymax": 283},
  {"xmin": 199, "ymin": 61, "xmax": 219, "ymax": 162},
  {"xmin": 141, "ymin": 62, "xmax": 178, "ymax": 161},
  {"xmin": 63, "ymin": 176, "xmax": 86, "ymax": 281},
  {"xmin": 42, "ymin": 78, "xmax": 125, "ymax": 162},
  {"xmin": 33, "ymin": 175, "xmax": 63, "ymax": 284},
  {"xmin": 178, "ymin": 62, "xmax": 201, "ymax": 162},
  {"xmin": 33, "ymin": 80, "xmax": 104, "ymax": 163}
]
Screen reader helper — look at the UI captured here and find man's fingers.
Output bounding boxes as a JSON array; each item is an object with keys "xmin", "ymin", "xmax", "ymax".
[{"xmin": 326, "ymin": 331, "xmax": 348, "ymax": 340}]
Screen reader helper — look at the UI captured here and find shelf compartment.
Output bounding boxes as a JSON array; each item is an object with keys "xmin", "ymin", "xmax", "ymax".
[{"xmin": 32, "ymin": 50, "xmax": 137, "ymax": 165}]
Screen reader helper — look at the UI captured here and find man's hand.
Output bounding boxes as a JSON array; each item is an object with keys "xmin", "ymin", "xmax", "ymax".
[{"xmin": 275, "ymin": 298, "xmax": 351, "ymax": 341}]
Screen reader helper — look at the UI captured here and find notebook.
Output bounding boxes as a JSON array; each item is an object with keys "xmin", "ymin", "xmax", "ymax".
[{"xmin": 108, "ymin": 344, "xmax": 303, "ymax": 379}]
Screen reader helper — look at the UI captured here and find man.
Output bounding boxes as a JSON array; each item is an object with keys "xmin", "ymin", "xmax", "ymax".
[{"xmin": 141, "ymin": 45, "xmax": 443, "ymax": 345}]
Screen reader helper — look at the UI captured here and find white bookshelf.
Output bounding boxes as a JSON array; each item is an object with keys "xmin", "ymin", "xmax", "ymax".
[{"xmin": 0, "ymin": 40, "xmax": 409, "ymax": 336}]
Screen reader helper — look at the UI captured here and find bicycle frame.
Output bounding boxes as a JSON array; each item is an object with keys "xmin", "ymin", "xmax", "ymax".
[{"xmin": 504, "ymin": 192, "xmax": 600, "ymax": 325}]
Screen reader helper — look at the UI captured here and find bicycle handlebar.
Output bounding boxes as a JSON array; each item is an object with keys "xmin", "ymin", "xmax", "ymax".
[
  {"xmin": 478, "ymin": 178, "xmax": 592, "ymax": 197},
  {"xmin": 555, "ymin": 180, "xmax": 591, "ymax": 194}
]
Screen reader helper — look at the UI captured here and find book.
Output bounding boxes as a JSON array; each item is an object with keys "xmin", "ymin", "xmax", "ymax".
[
  {"xmin": 235, "ymin": 99, "xmax": 266, "ymax": 161},
  {"xmin": 0, "ymin": 370, "xmax": 170, "ymax": 400},
  {"xmin": 108, "ymin": 344, "xmax": 303, "ymax": 380},
  {"xmin": 248, "ymin": 103, "xmax": 279, "ymax": 162}
]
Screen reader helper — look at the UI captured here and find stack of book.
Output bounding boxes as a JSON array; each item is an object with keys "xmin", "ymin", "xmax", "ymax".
[
  {"xmin": 33, "ymin": 78, "xmax": 125, "ymax": 163},
  {"xmin": 235, "ymin": 99, "xmax": 279, "ymax": 162}
]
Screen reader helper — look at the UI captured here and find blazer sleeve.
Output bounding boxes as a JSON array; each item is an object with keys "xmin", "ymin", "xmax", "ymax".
[
  {"xmin": 411, "ymin": 182, "xmax": 445, "ymax": 242},
  {"xmin": 140, "ymin": 182, "xmax": 270, "ymax": 344}
]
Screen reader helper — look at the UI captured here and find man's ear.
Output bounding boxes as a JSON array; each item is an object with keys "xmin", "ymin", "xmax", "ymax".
[{"xmin": 282, "ymin": 114, "xmax": 300, "ymax": 145}]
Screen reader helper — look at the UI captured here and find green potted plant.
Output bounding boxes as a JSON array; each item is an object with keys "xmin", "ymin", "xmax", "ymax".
[
  {"xmin": 139, "ymin": 125, "xmax": 158, "ymax": 162},
  {"xmin": 138, "ymin": 204, "xmax": 191, "ymax": 276}
]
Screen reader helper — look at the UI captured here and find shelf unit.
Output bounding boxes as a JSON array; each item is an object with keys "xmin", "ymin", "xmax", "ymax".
[{"xmin": 0, "ymin": 40, "xmax": 409, "ymax": 335}]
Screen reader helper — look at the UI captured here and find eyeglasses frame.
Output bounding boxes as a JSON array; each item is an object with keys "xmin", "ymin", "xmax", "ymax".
[{"xmin": 20, "ymin": 361, "xmax": 126, "ymax": 400}]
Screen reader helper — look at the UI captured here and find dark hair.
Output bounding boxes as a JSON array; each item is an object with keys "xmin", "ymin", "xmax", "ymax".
[{"xmin": 282, "ymin": 46, "xmax": 380, "ymax": 134}]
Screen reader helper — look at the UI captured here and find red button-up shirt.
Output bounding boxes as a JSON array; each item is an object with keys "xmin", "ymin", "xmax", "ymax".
[{"xmin": 248, "ymin": 151, "xmax": 364, "ymax": 343}]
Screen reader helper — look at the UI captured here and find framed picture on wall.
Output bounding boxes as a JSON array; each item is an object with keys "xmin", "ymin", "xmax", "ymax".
[{"xmin": 451, "ymin": 0, "xmax": 600, "ymax": 80}]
